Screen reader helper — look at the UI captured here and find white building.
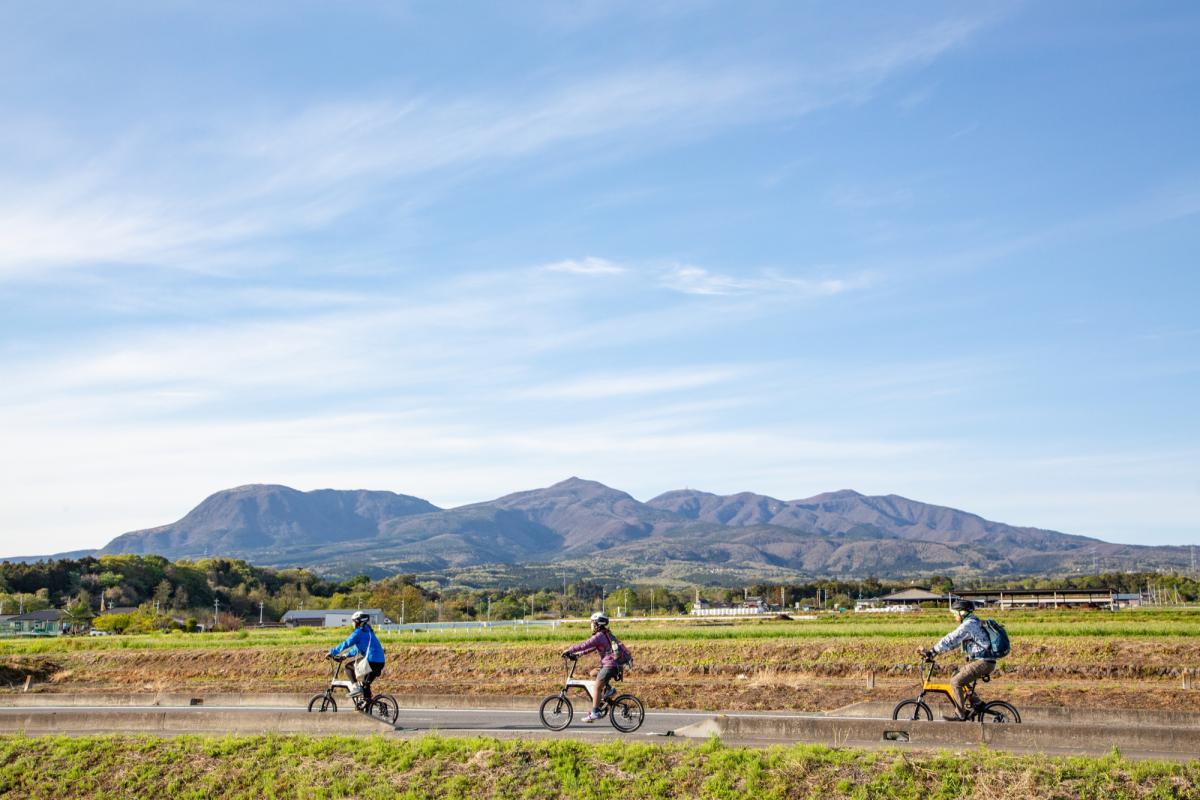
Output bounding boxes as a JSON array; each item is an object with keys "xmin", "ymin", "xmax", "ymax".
[{"xmin": 280, "ymin": 608, "xmax": 387, "ymax": 628}]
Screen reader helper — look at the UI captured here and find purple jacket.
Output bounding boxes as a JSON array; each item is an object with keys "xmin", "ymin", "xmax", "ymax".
[{"xmin": 565, "ymin": 630, "xmax": 619, "ymax": 668}]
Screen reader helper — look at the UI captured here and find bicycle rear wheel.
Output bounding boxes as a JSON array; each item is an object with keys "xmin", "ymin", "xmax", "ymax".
[
  {"xmin": 608, "ymin": 694, "xmax": 645, "ymax": 733},
  {"xmin": 308, "ymin": 693, "xmax": 337, "ymax": 713},
  {"xmin": 368, "ymin": 695, "xmax": 399, "ymax": 724},
  {"xmin": 539, "ymin": 695, "xmax": 573, "ymax": 730},
  {"xmin": 891, "ymin": 700, "xmax": 931, "ymax": 721},
  {"xmin": 977, "ymin": 701, "xmax": 1020, "ymax": 723}
]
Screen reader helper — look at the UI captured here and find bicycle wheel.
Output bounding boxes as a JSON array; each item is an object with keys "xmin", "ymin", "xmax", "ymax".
[
  {"xmin": 977, "ymin": 701, "xmax": 1021, "ymax": 723},
  {"xmin": 891, "ymin": 700, "xmax": 931, "ymax": 721},
  {"xmin": 378, "ymin": 694, "xmax": 400, "ymax": 722},
  {"xmin": 368, "ymin": 695, "xmax": 399, "ymax": 724},
  {"xmin": 539, "ymin": 695, "xmax": 573, "ymax": 731},
  {"xmin": 608, "ymin": 694, "xmax": 645, "ymax": 733},
  {"xmin": 308, "ymin": 693, "xmax": 337, "ymax": 713}
]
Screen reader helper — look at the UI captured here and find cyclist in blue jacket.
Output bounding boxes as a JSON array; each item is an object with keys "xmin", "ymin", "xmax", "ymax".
[{"xmin": 328, "ymin": 610, "xmax": 386, "ymax": 702}]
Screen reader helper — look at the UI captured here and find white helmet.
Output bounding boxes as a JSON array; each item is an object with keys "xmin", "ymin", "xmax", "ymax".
[
  {"xmin": 590, "ymin": 611, "xmax": 609, "ymax": 627},
  {"xmin": 351, "ymin": 610, "xmax": 371, "ymax": 627}
]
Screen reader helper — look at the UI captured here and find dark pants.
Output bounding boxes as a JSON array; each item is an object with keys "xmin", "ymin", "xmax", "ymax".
[
  {"xmin": 949, "ymin": 659, "xmax": 995, "ymax": 710},
  {"xmin": 594, "ymin": 667, "xmax": 622, "ymax": 710},
  {"xmin": 354, "ymin": 661, "xmax": 385, "ymax": 700}
]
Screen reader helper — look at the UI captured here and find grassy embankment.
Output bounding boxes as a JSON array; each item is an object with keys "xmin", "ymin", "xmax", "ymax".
[
  {"xmin": 3, "ymin": 609, "xmax": 1198, "ymax": 711},
  {"xmin": 0, "ymin": 734, "xmax": 1197, "ymax": 800}
]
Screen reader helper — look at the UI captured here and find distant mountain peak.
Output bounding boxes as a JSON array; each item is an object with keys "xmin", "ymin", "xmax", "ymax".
[
  {"xmin": 799, "ymin": 489, "xmax": 864, "ymax": 502},
  {"xmin": 57, "ymin": 479, "xmax": 1191, "ymax": 580},
  {"xmin": 548, "ymin": 476, "xmax": 618, "ymax": 491}
]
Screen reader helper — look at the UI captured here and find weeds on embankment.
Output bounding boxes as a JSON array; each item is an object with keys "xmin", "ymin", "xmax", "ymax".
[{"xmin": 0, "ymin": 734, "xmax": 1196, "ymax": 799}]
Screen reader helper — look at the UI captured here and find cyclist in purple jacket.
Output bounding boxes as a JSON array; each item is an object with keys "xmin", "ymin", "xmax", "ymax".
[{"xmin": 561, "ymin": 611, "xmax": 625, "ymax": 723}]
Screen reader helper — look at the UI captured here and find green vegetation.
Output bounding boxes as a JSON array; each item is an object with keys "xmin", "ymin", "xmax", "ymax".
[
  {"xmin": 0, "ymin": 734, "xmax": 1195, "ymax": 799},
  {"xmin": 4, "ymin": 554, "xmax": 1198, "ymax": 635},
  {"xmin": 2, "ymin": 607, "xmax": 1198, "ymax": 657}
]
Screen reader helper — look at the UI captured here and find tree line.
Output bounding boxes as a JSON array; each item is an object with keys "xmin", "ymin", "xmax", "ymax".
[{"xmin": 2, "ymin": 555, "xmax": 1197, "ymax": 633}]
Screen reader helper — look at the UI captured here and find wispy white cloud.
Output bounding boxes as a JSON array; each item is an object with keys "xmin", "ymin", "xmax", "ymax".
[
  {"xmin": 542, "ymin": 257, "xmax": 628, "ymax": 276},
  {"xmin": 0, "ymin": 10, "xmax": 996, "ymax": 282},
  {"xmin": 520, "ymin": 367, "xmax": 741, "ymax": 400},
  {"xmin": 659, "ymin": 264, "xmax": 874, "ymax": 297}
]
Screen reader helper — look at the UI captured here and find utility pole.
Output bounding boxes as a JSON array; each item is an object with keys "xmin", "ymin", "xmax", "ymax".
[
  {"xmin": 401, "ymin": 597, "xmax": 405, "ymax": 625},
  {"xmin": 487, "ymin": 596, "xmax": 492, "ymax": 623},
  {"xmin": 625, "ymin": 589, "xmax": 630, "ymax": 617},
  {"xmin": 213, "ymin": 598, "xmax": 219, "ymax": 628},
  {"xmin": 259, "ymin": 601, "xmax": 264, "ymax": 626}
]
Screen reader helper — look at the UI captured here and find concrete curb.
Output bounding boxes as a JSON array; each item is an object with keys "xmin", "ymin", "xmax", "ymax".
[
  {"xmin": 674, "ymin": 713, "xmax": 1200, "ymax": 759},
  {"xmin": 0, "ymin": 708, "xmax": 392, "ymax": 736},
  {"xmin": 826, "ymin": 701, "xmax": 1200, "ymax": 728}
]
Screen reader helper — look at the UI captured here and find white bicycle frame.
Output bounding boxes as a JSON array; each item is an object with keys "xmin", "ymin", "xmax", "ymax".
[
  {"xmin": 562, "ymin": 658, "xmax": 601, "ymax": 706},
  {"xmin": 327, "ymin": 657, "xmax": 363, "ymax": 696}
]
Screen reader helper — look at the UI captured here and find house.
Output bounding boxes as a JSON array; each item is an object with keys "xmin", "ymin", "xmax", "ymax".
[
  {"xmin": 280, "ymin": 608, "xmax": 387, "ymax": 628},
  {"xmin": 0, "ymin": 608, "xmax": 64, "ymax": 636},
  {"xmin": 876, "ymin": 588, "xmax": 949, "ymax": 608}
]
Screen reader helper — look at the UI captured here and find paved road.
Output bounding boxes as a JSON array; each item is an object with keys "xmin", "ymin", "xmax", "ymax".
[
  {"xmin": 0, "ymin": 704, "xmax": 733, "ymax": 736},
  {"xmin": 4, "ymin": 705, "xmax": 1197, "ymax": 760}
]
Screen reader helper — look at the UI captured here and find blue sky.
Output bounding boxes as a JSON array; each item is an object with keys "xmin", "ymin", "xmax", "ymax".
[{"xmin": 1, "ymin": 2, "xmax": 1197, "ymax": 555}]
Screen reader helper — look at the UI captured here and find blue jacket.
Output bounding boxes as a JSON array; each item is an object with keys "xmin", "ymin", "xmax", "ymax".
[
  {"xmin": 933, "ymin": 615, "xmax": 992, "ymax": 661},
  {"xmin": 329, "ymin": 624, "xmax": 385, "ymax": 663}
]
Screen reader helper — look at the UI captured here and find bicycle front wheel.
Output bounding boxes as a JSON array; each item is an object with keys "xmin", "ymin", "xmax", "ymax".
[
  {"xmin": 891, "ymin": 700, "xmax": 931, "ymax": 721},
  {"xmin": 539, "ymin": 695, "xmax": 573, "ymax": 730},
  {"xmin": 308, "ymin": 693, "xmax": 337, "ymax": 713},
  {"xmin": 609, "ymin": 694, "xmax": 645, "ymax": 733},
  {"xmin": 977, "ymin": 701, "xmax": 1020, "ymax": 723}
]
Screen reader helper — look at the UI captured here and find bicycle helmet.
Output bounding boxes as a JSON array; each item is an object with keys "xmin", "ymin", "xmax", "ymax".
[
  {"xmin": 351, "ymin": 610, "xmax": 371, "ymax": 627},
  {"xmin": 950, "ymin": 599, "xmax": 975, "ymax": 613},
  {"xmin": 590, "ymin": 611, "xmax": 609, "ymax": 627}
]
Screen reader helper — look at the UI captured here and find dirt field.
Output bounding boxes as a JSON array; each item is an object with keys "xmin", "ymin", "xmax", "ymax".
[{"xmin": 6, "ymin": 636, "xmax": 1197, "ymax": 711}]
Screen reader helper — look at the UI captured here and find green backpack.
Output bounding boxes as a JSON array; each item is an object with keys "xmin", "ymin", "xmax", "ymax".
[{"xmin": 980, "ymin": 618, "xmax": 1011, "ymax": 659}]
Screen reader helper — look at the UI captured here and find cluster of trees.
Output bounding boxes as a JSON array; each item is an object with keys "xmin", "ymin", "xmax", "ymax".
[
  {"xmin": 0, "ymin": 555, "xmax": 427, "ymax": 630},
  {"xmin": 4, "ymin": 556, "xmax": 1198, "ymax": 633}
]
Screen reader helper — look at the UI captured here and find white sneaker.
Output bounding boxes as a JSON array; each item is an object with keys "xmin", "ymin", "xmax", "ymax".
[
  {"xmin": 583, "ymin": 710, "xmax": 603, "ymax": 723},
  {"xmin": 348, "ymin": 684, "xmax": 363, "ymax": 696}
]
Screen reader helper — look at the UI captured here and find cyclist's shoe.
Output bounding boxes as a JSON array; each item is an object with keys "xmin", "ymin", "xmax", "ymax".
[
  {"xmin": 583, "ymin": 710, "xmax": 604, "ymax": 723},
  {"xmin": 603, "ymin": 685, "xmax": 616, "ymax": 700},
  {"xmin": 941, "ymin": 711, "xmax": 969, "ymax": 722},
  {"xmin": 348, "ymin": 683, "xmax": 363, "ymax": 697}
]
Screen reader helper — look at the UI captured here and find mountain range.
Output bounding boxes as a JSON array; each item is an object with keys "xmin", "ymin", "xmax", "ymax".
[{"xmin": 19, "ymin": 478, "xmax": 1192, "ymax": 581}]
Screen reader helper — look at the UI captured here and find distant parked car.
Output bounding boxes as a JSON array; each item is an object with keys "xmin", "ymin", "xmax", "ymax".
[{"xmin": 88, "ymin": 629, "xmax": 112, "ymax": 636}]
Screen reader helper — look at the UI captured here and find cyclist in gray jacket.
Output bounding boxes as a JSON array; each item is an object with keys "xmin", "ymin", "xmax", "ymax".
[{"xmin": 919, "ymin": 599, "xmax": 996, "ymax": 720}]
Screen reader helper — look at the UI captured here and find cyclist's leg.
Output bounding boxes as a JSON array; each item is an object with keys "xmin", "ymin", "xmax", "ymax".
[
  {"xmin": 594, "ymin": 667, "xmax": 618, "ymax": 712},
  {"xmin": 949, "ymin": 660, "xmax": 995, "ymax": 712},
  {"xmin": 361, "ymin": 662, "xmax": 384, "ymax": 701}
]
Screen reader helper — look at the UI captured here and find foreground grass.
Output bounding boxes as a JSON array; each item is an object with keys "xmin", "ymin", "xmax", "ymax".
[
  {"xmin": 4, "ymin": 608, "xmax": 1199, "ymax": 657},
  {"xmin": 0, "ymin": 734, "xmax": 1196, "ymax": 799}
]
